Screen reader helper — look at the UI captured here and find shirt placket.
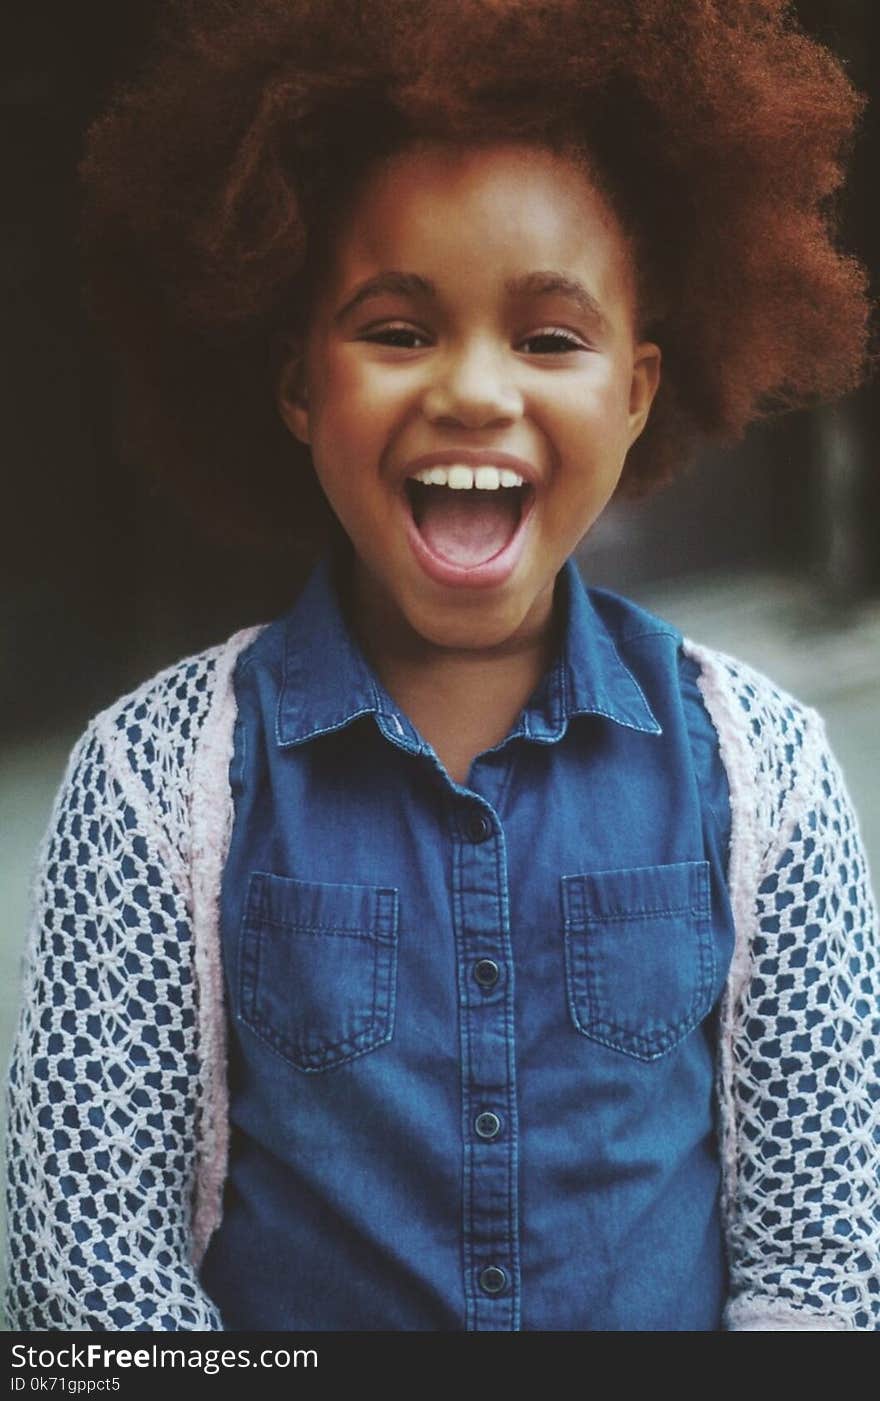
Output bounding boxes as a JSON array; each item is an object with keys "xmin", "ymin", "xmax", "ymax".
[{"xmin": 452, "ymin": 793, "xmax": 520, "ymax": 1331}]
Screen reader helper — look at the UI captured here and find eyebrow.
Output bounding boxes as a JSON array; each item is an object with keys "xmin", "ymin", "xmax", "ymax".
[
  {"xmin": 334, "ymin": 269, "xmax": 607, "ymax": 330},
  {"xmin": 334, "ymin": 272, "xmax": 434, "ymax": 323},
  {"xmin": 504, "ymin": 272, "xmax": 607, "ymax": 331}
]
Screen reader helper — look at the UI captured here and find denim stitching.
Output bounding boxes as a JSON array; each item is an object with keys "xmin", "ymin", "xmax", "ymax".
[
  {"xmin": 450, "ymin": 800, "xmax": 476, "ymax": 1331},
  {"xmin": 250, "ymin": 918, "xmax": 394, "ymax": 938},
  {"xmin": 573, "ymin": 905, "xmax": 705, "ymax": 922},
  {"xmin": 495, "ymin": 811, "xmax": 520, "ymax": 1330},
  {"xmin": 244, "ymin": 1012, "xmax": 395, "ymax": 1072}
]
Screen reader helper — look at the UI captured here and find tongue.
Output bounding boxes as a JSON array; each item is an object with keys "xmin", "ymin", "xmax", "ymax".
[{"xmin": 417, "ymin": 489, "xmax": 520, "ymax": 566}]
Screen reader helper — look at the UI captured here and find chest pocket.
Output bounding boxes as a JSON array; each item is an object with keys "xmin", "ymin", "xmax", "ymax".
[
  {"xmin": 239, "ymin": 872, "xmax": 399, "ymax": 1072},
  {"xmin": 561, "ymin": 861, "xmax": 714, "ymax": 1062}
]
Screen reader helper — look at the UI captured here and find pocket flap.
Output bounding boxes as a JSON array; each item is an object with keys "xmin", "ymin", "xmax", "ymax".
[
  {"xmin": 249, "ymin": 872, "xmax": 398, "ymax": 939},
  {"xmin": 562, "ymin": 861, "xmax": 710, "ymax": 927}
]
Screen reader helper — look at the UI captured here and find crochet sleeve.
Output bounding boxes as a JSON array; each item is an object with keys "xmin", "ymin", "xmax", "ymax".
[
  {"xmin": 706, "ymin": 660, "xmax": 880, "ymax": 1331},
  {"xmin": 4, "ymin": 663, "xmax": 226, "ymax": 1330}
]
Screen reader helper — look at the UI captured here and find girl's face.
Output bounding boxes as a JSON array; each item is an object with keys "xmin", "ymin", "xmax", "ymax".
[{"xmin": 280, "ymin": 141, "xmax": 660, "ymax": 654}]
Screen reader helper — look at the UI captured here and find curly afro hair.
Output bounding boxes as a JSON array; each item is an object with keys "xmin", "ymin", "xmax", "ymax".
[{"xmin": 80, "ymin": 0, "xmax": 872, "ymax": 551}]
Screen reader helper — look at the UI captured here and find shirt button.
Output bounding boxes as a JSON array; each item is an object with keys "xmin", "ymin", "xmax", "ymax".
[
  {"xmin": 473, "ymin": 959, "xmax": 500, "ymax": 990},
  {"xmin": 465, "ymin": 809, "xmax": 493, "ymax": 843},
  {"xmin": 474, "ymin": 1111, "xmax": 502, "ymax": 1140},
  {"xmin": 479, "ymin": 1265, "xmax": 508, "ymax": 1295}
]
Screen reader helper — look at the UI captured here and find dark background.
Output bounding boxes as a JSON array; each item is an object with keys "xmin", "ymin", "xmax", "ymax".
[{"xmin": 2, "ymin": 0, "xmax": 878, "ymax": 743}]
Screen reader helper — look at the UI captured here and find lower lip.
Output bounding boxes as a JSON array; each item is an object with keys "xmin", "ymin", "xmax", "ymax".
[{"xmin": 402, "ymin": 489, "xmax": 536, "ymax": 590}]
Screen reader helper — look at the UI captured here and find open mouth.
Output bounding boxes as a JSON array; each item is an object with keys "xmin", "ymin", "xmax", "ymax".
[{"xmin": 404, "ymin": 470, "xmax": 533, "ymax": 569}]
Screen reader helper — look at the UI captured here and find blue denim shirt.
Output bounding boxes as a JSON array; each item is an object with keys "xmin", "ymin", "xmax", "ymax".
[{"xmin": 200, "ymin": 554, "xmax": 735, "ymax": 1330}]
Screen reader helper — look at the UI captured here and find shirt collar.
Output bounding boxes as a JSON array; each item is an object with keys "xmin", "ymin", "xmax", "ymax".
[
  {"xmin": 277, "ymin": 555, "xmax": 423, "ymax": 752},
  {"xmin": 276, "ymin": 554, "xmax": 660, "ymax": 750},
  {"xmin": 513, "ymin": 557, "xmax": 662, "ymax": 742}
]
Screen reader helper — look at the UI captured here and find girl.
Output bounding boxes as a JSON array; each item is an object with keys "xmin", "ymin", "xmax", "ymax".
[{"xmin": 6, "ymin": 0, "xmax": 879, "ymax": 1331}]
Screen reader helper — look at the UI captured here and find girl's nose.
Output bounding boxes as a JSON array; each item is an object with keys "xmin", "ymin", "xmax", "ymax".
[{"xmin": 421, "ymin": 340, "xmax": 523, "ymax": 428}]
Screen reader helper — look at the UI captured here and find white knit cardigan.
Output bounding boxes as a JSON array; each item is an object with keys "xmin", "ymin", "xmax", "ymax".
[{"xmin": 5, "ymin": 628, "xmax": 879, "ymax": 1331}]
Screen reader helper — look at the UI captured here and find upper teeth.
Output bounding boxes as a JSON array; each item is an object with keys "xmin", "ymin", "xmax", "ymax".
[{"xmin": 410, "ymin": 464, "xmax": 525, "ymax": 490}]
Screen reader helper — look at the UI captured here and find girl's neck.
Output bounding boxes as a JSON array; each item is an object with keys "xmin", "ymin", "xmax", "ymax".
[{"xmin": 345, "ymin": 562, "xmax": 561, "ymax": 785}]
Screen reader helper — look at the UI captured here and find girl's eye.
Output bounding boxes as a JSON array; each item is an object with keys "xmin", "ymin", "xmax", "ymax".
[
  {"xmin": 358, "ymin": 324, "xmax": 587, "ymax": 353},
  {"xmin": 520, "ymin": 329, "xmax": 588, "ymax": 354},
  {"xmin": 360, "ymin": 324, "xmax": 430, "ymax": 349}
]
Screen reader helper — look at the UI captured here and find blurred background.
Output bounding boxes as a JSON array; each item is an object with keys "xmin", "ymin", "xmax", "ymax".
[{"xmin": 1, "ymin": 0, "xmax": 878, "ymax": 1308}]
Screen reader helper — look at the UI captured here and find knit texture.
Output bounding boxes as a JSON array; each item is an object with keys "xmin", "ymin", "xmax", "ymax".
[
  {"xmin": 4, "ymin": 634, "xmax": 257, "ymax": 1332},
  {"xmin": 688, "ymin": 642, "xmax": 880, "ymax": 1330},
  {"xmin": 5, "ymin": 633, "xmax": 879, "ymax": 1330}
]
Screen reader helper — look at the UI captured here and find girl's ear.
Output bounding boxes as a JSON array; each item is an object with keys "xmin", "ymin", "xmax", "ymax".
[
  {"xmin": 626, "ymin": 341, "xmax": 662, "ymax": 448},
  {"xmin": 277, "ymin": 341, "xmax": 311, "ymax": 446}
]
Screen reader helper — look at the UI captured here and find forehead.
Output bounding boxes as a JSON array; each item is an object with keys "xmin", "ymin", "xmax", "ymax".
[{"xmin": 323, "ymin": 140, "xmax": 637, "ymax": 312}]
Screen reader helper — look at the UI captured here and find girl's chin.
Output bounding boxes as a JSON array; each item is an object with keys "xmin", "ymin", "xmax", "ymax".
[{"xmin": 396, "ymin": 573, "xmax": 556, "ymax": 655}]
